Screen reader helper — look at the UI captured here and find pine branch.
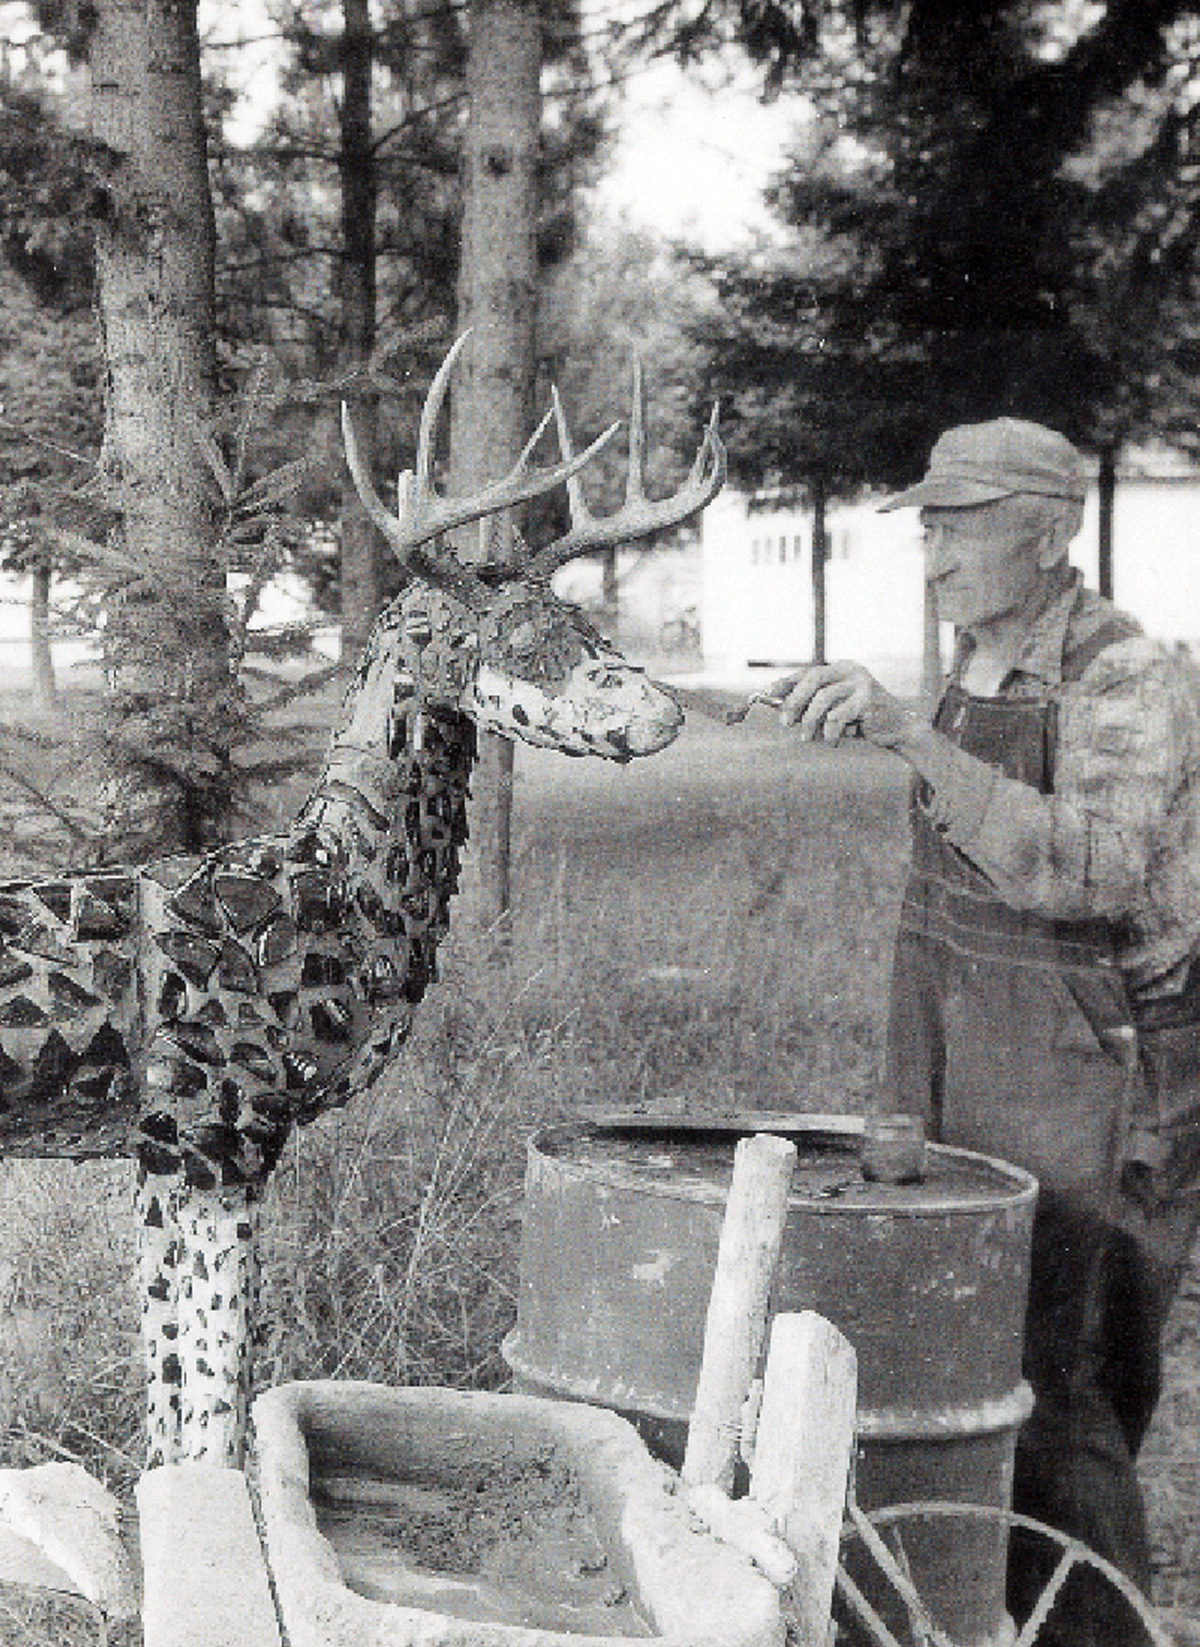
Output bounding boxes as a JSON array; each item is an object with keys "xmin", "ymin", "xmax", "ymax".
[{"xmin": 0, "ymin": 762, "xmax": 98, "ymax": 848}]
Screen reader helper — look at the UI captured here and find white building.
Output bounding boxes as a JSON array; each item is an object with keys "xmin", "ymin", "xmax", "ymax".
[
  {"xmin": 0, "ymin": 569, "xmax": 337, "ymax": 688},
  {"xmin": 701, "ymin": 453, "xmax": 1200, "ymax": 693}
]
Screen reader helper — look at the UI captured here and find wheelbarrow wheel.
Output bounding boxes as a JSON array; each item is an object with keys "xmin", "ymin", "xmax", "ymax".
[{"xmin": 832, "ymin": 1497, "xmax": 1171, "ymax": 1647}]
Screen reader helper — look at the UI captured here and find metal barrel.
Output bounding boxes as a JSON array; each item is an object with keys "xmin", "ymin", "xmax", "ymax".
[{"xmin": 502, "ymin": 1112, "xmax": 1037, "ymax": 1647}]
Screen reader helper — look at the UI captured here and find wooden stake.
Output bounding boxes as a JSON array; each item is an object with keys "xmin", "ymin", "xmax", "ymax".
[
  {"xmin": 681, "ymin": 1131, "xmax": 797, "ymax": 1494},
  {"xmin": 751, "ymin": 1311, "xmax": 858, "ymax": 1647}
]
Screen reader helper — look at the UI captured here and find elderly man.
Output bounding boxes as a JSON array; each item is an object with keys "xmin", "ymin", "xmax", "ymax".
[{"xmin": 776, "ymin": 418, "xmax": 1200, "ymax": 1645}]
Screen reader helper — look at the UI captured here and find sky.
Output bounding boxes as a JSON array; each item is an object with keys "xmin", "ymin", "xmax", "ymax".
[
  {"xmin": 192, "ymin": 0, "xmax": 798, "ymax": 253},
  {"xmin": 0, "ymin": 0, "xmax": 797, "ymax": 249},
  {"xmin": 586, "ymin": 56, "xmax": 798, "ymax": 248}
]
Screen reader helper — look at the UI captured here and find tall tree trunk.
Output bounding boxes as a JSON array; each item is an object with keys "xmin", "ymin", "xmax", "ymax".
[
  {"xmin": 338, "ymin": 0, "xmax": 381, "ymax": 661},
  {"xmin": 1098, "ymin": 443, "xmax": 1116, "ymax": 602},
  {"xmin": 811, "ymin": 472, "xmax": 827, "ymax": 665},
  {"xmin": 449, "ymin": 0, "xmax": 541, "ymax": 942},
  {"xmin": 90, "ymin": 0, "xmax": 230, "ymax": 857},
  {"xmin": 29, "ymin": 544, "xmax": 57, "ymax": 710}
]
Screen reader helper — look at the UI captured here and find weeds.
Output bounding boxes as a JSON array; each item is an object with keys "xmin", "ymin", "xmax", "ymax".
[{"xmin": 0, "ymin": 716, "xmax": 1193, "ymax": 1632}]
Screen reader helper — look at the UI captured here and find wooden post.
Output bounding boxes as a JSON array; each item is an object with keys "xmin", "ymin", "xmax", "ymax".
[
  {"xmin": 921, "ymin": 575, "xmax": 942, "ymax": 714},
  {"xmin": 751, "ymin": 1312, "xmax": 858, "ymax": 1647},
  {"xmin": 1098, "ymin": 443, "xmax": 1116, "ymax": 601},
  {"xmin": 681, "ymin": 1132, "xmax": 797, "ymax": 1494},
  {"xmin": 811, "ymin": 474, "xmax": 828, "ymax": 665}
]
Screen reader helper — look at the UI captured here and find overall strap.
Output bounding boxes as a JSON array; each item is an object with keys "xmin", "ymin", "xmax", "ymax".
[
  {"xmin": 1044, "ymin": 612, "xmax": 1142, "ymax": 780},
  {"xmin": 1060, "ymin": 613, "xmax": 1141, "ymax": 685},
  {"xmin": 902, "ymin": 610, "xmax": 1142, "ymax": 970}
]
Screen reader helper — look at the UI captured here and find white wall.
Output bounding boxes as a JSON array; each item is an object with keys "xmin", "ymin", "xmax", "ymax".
[
  {"xmin": 1075, "ymin": 478, "xmax": 1200, "ymax": 646},
  {"xmin": 700, "ymin": 490, "xmax": 927, "ymax": 690},
  {"xmin": 701, "ymin": 474, "xmax": 1200, "ymax": 688}
]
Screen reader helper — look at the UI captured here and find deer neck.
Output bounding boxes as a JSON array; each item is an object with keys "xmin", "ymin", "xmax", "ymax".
[
  {"xmin": 286, "ymin": 608, "xmax": 477, "ymax": 1073},
  {"xmin": 295, "ymin": 704, "xmax": 475, "ymax": 872},
  {"xmin": 298, "ymin": 589, "xmax": 477, "ymax": 841}
]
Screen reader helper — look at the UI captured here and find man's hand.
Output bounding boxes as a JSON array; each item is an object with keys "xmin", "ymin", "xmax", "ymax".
[{"xmin": 774, "ymin": 662, "xmax": 918, "ymax": 748}]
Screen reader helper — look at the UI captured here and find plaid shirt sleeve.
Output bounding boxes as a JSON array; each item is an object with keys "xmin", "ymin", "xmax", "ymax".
[{"xmin": 941, "ymin": 638, "xmax": 1198, "ymax": 921}]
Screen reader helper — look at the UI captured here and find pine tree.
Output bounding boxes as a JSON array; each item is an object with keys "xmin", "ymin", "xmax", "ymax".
[{"xmin": 694, "ymin": 2, "xmax": 1200, "ymax": 500}]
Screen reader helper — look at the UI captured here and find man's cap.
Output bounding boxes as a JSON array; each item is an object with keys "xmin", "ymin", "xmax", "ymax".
[{"xmin": 879, "ymin": 418, "xmax": 1087, "ymax": 511}]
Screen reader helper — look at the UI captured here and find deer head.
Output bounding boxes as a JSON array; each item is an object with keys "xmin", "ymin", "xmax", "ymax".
[{"xmin": 339, "ymin": 335, "xmax": 724, "ymax": 763}]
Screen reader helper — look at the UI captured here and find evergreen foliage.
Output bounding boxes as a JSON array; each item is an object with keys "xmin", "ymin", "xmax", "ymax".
[
  {"xmin": 211, "ymin": 0, "xmax": 611, "ymax": 537},
  {"xmin": 690, "ymin": 0, "xmax": 1200, "ymax": 494}
]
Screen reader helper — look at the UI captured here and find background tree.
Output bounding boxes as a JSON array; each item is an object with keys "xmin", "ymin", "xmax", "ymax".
[
  {"xmin": 255, "ymin": 0, "xmax": 467, "ymax": 650},
  {"xmin": 447, "ymin": 0, "xmax": 543, "ymax": 940},
  {"xmin": 0, "ymin": 64, "xmax": 104, "ymax": 707},
  {"xmin": 540, "ymin": 212, "xmax": 714, "ymax": 638},
  {"xmin": 336, "ymin": 0, "xmax": 383, "ymax": 657},
  {"xmin": 85, "ymin": 0, "xmax": 237, "ymax": 856},
  {"xmin": 209, "ymin": 0, "xmax": 608, "ymax": 649},
  {"xmin": 0, "ymin": 269, "xmax": 100, "ymax": 708},
  {"xmin": 675, "ymin": 2, "xmax": 1200, "ymax": 606}
]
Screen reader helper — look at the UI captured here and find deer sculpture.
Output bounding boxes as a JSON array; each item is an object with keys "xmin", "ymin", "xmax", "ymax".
[{"xmin": 0, "ymin": 337, "xmax": 724, "ymax": 1468}]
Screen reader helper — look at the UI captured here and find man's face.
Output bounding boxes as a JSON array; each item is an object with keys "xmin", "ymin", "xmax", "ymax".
[{"xmin": 921, "ymin": 495, "xmax": 1054, "ymax": 630}]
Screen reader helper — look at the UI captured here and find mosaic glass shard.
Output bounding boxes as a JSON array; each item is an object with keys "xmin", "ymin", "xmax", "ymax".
[
  {"xmin": 268, "ymin": 992, "xmax": 298, "ymax": 1026},
  {"xmin": 155, "ymin": 932, "xmax": 221, "ymax": 989},
  {"xmin": 169, "ymin": 1022, "xmax": 223, "ymax": 1066},
  {"xmin": 218, "ymin": 940, "xmax": 258, "ymax": 995},
  {"xmin": 33, "ymin": 883, "xmax": 73, "ymax": 923},
  {"xmin": 75, "ymin": 889, "xmax": 131, "ymax": 940},
  {"xmin": 83, "ymin": 1024, "xmax": 130, "ymax": 1068},
  {"xmin": 29, "ymin": 1029, "xmax": 77, "ymax": 1099},
  {"xmin": 301, "ymin": 953, "xmax": 346, "ymax": 987},
  {"xmin": 48, "ymin": 972, "xmax": 102, "ymax": 1017},
  {"xmin": 213, "ymin": 873, "xmax": 282, "ymax": 934},
  {"xmin": 231, "ymin": 1042, "xmax": 277, "ymax": 1084},
  {"xmin": 310, "ymin": 999, "xmax": 353, "ymax": 1042},
  {"xmin": 283, "ymin": 1052, "xmax": 318, "ymax": 1090},
  {"xmin": 257, "ymin": 916, "xmax": 296, "ymax": 967},
  {"xmin": 0, "ymin": 951, "xmax": 34, "ymax": 989},
  {"xmin": 0, "ymin": 996, "xmax": 48, "ymax": 1027},
  {"xmin": 169, "ymin": 871, "xmax": 223, "ymax": 936},
  {"xmin": 157, "ymin": 973, "xmax": 188, "ymax": 1022}
]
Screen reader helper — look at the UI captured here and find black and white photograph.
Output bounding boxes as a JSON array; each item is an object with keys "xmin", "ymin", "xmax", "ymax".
[{"xmin": 0, "ymin": 1, "xmax": 1197, "ymax": 1643}]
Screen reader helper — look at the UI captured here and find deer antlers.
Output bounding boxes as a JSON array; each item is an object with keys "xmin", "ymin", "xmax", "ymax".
[
  {"xmin": 527, "ymin": 360, "xmax": 724, "ymax": 579},
  {"xmin": 342, "ymin": 334, "xmax": 725, "ymax": 582}
]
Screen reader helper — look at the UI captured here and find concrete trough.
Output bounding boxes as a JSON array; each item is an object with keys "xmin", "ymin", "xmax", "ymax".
[{"xmin": 253, "ymin": 1381, "xmax": 786, "ymax": 1647}]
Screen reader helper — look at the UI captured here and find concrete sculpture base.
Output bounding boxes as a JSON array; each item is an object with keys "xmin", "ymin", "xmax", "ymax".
[{"xmin": 253, "ymin": 1381, "xmax": 785, "ymax": 1647}]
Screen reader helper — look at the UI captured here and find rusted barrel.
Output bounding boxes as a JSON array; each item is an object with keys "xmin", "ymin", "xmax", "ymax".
[{"xmin": 502, "ymin": 1112, "xmax": 1036, "ymax": 1647}]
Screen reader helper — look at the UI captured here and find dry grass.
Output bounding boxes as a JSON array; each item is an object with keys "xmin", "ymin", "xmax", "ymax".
[{"xmin": 0, "ymin": 701, "xmax": 1194, "ymax": 1639}]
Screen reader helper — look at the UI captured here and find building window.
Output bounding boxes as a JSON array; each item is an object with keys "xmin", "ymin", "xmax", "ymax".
[{"xmin": 793, "ymin": 534, "xmax": 805, "ymax": 559}]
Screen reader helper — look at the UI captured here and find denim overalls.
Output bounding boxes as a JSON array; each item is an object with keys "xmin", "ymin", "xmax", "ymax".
[{"xmin": 887, "ymin": 619, "xmax": 1199, "ymax": 1645}]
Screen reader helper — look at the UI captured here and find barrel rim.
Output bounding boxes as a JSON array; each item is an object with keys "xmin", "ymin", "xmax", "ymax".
[
  {"xmin": 528, "ymin": 1111, "xmax": 1039, "ymax": 1216},
  {"xmin": 502, "ymin": 1331, "xmax": 1034, "ymax": 1441}
]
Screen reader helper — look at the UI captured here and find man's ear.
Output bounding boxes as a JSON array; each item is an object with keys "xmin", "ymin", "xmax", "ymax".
[
  {"xmin": 1036, "ymin": 532, "xmax": 1069, "ymax": 572},
  {"xmin": 1036, "ymin": 499, "xmax": 1082, "ymax": 570}
]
